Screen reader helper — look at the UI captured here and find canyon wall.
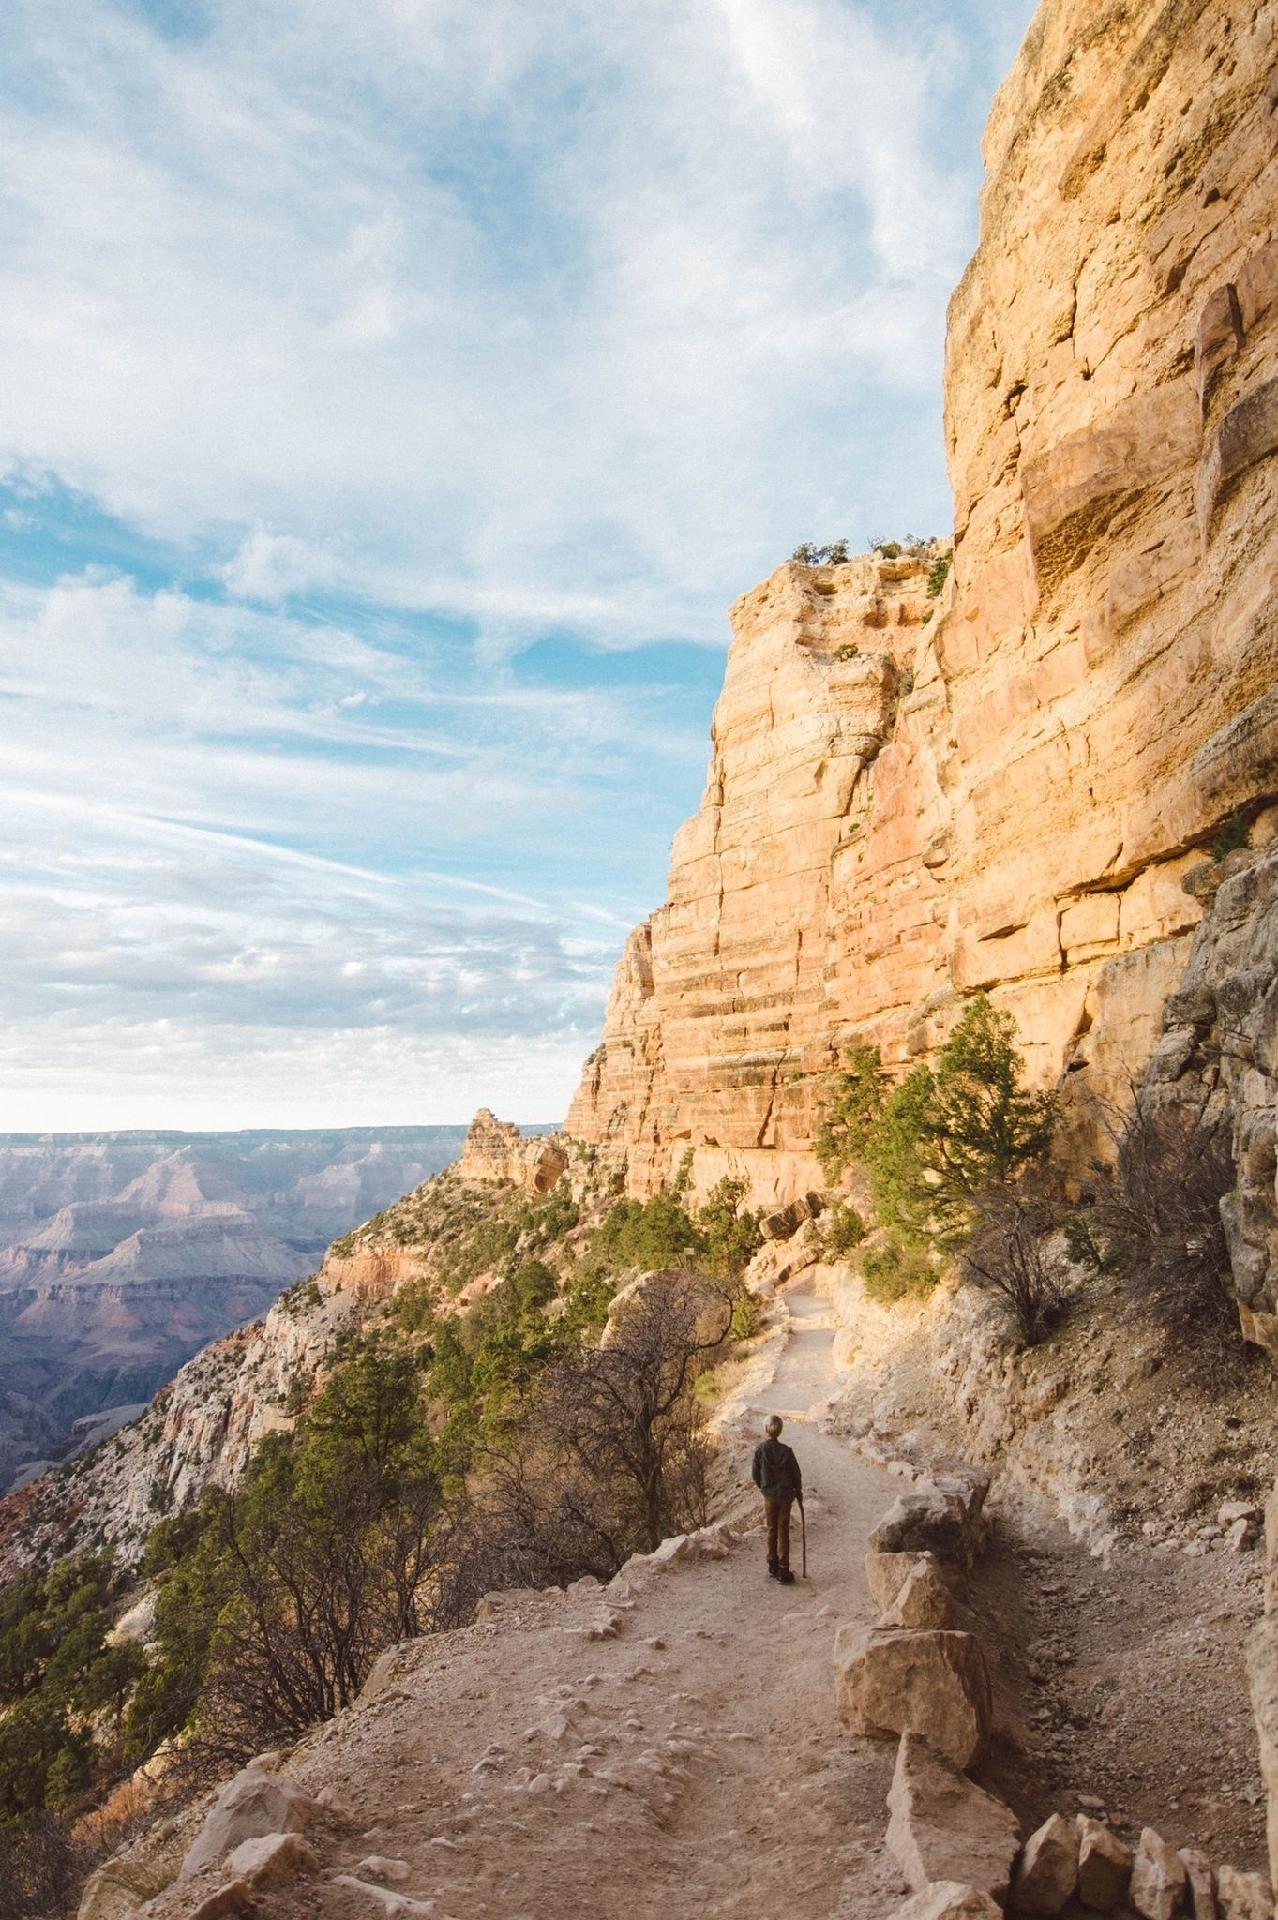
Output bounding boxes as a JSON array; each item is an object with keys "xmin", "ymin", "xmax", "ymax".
[{"xmin": 568, "ymin": 0, "xmax": 1278, "ymax": 1228}]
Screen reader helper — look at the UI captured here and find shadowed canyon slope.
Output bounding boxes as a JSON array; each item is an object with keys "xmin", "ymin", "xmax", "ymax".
[{"xmin": 568, "ymin": 0, "xmax": 1278, "ymax": 1324}]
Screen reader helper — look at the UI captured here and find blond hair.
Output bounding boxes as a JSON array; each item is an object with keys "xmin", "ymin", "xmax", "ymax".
[{"xmin": 765, "ymin": 1415, "xmax": 783, "ymax": 1437}]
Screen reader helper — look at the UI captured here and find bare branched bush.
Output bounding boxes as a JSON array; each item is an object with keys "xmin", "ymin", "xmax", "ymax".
[
  {"xmin": 473, "ymin": 1271, "xmax": 730, "ymax": 1583},
  {"xmin": 0, "ymin": 1811, "xmax": 96, "ymax": 1918},
  {"xmin": 962, "ymin": 1190, "xmax": 1067, "ymax": 1347},
  {"xmin": 1084, "ymin": 1100, "xmax": 1239, "ymax": 1358}
]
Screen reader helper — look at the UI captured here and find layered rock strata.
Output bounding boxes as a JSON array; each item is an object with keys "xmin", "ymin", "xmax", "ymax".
[{"xmin": 569, "ymin": 0, "xmax": 1278, "ymax": 1233}]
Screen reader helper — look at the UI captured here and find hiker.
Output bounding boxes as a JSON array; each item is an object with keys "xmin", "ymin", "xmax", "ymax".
[{"xmin": 751, "ymin": 1414, "xmax": 802, "ymax": 1583}]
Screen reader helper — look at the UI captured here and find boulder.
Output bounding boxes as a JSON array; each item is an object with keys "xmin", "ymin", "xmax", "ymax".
[
  {"xmin": 835, "ymin": 1625, "xmax": 992, "ymax": 1768},
  {"xmin": 870, "ymin": 1484, "xmax": 982, "ymax": 1569},
  {"xmin": 1076, "ymin": 1817, "xmax": 1133, "ymax": 1912},
  {"xmin": 1011, "ymin": 1813, "xmax": 1081, "ymax": 1915},
  {"xmin": 1130, "ymin": 1829, "xmax": 1187, "ymax": 1920},
  {"xmin": 890, "ymin": 1885, "xmax": 1004, "ymax": 1920},
  {"xmin": 78, "ymin": 1857, "xmax": 171, "ymax": 1920},
  {"xmin": 883, "ymin": 1559, "xmax": 955, "ymax": 1630},
  {"xmin": 1215, "ymin": 1867, "xmax": 1272, "ymax": 1920},
  {"xmin": 181, "ymin": 1767, "xmax": 324, "ymax": 1878},
  {"xmin": 886, "ymin": 1733, "xmax": 1021, "ymax": 1898},
  {"xmin": 866, "ymin": 1550, "xmax": 937, "ymax": 1613},
  {"xmin": 188, "ymin": 1883, "xmax": 254, "ymax": 1920},
  {"xmin": 1177, "ymin": 1849, "xmax": 1218, "ymax": 1920},
  {"xmin": 224, "ymin": 1832, "xmax": 318, "ymax": 1889}
]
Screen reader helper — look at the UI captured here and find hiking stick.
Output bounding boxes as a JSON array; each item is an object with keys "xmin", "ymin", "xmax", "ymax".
[{"xmin": 800, "ymin": 1498, "xmax": 806, "ymax": 1579}]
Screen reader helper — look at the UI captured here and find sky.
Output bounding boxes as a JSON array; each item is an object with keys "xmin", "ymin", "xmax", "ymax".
[{"xmin": 0, "ymin": 0, "xmax": 1037, "ymax": 1132}]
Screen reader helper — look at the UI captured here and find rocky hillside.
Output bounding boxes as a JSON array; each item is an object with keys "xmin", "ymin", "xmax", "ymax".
[
  {"xmin": 568, "ymin": 0, "xmax": 1278, "ymax": 1319},
  {"xmin": 0, "ymin": 1128, "xmax": 469, "ymax": 1490}
]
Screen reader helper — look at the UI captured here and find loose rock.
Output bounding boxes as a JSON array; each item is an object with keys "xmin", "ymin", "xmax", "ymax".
[
  {"xmin": 869, "ymin": 1485, "xmax": 981, "ymax": 1570},
  {"xmin": 330, "ymin": 1876, "xmax": 434, "ymax": 1917},
  {"xmin": 889, "ymin": 1885, "xmax": 1003, "ymax": 1920},
  {"xmin": 77, "ymin": 1857, "xmax": 173, "ymax": 1920},
  {"xmin": 1076, "ymin": 1818, "xmax": 1133, "ymax": 1912},
  {"xmin": 224, "ymin": 1833, "xmax": 318, "ymax": 1889},
  {"xmin": 866, "ymin": 1550, "xmax": 938, "ymax": 1614},
  {"xmin": 1215, "ymin": 1866, "xmax": 1272, "ymax": 1920},
  {"xmin": 1011, "ymin": 1813, "xmax": 1080, "ymax": 1916},
  {"xmin": 1177, "ymin": 1848, "xmax": 1218, "ymax": 1920},
  {"xmin": 1130, "ymin": 1828, "xmax": 1188, "ymax": 1920},
  {"xmin": 181, "ymin": 1768, "xmax": 323, "ymax": 1878},
  {"xmin": 188, "ymin": 1883, "xmax": 254, "ymax": 1920},
  {"xmin": 883, "ymin": 1560, "xmax": 955, "ymax": 1631}
]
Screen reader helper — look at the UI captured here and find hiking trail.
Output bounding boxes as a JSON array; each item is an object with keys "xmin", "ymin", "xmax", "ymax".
[{"xmin": 158, "ymin": 1277, "xmax": 912, "ymax": 1920}]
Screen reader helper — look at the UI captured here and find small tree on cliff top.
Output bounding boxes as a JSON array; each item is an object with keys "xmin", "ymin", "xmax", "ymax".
[{"xmin": 816, "ymin": 996, "xmax": 1056, "ymax": 1252}]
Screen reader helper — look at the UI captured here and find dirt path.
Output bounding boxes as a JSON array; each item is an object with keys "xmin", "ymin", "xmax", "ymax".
[{"xmin": 162, "ymin": 1280, "xmax": 914, "ymax": 1920}]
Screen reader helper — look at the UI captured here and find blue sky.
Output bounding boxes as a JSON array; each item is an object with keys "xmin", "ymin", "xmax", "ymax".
[{"xmin": 0, "ymin": 0, "xmax": 1036, "ymax": 1130}]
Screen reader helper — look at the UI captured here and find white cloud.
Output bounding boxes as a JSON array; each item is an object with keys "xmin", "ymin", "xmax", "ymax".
[
  {"xmin": 221, "ymin": 526, "xmax": 337, "ymax": 602},
  {"xmin": 0, "ymin": 0, "xmax": 1017, "ymax": 649}
]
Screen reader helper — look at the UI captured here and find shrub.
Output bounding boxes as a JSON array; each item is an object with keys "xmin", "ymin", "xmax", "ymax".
[
  {"xmin": 815, "ymin": 998, "xmax": 1055, "ymax": 1253},
  {"xmin": 0, "ymin": 1811, "xmax": 95, "ymax": 1919},
  {"xmin": 728, "ymin": 1287, "xmax": 763, "ymax": 1341},
  {"xmin": 1076, "ymin": 1102, "xmax": 1238, "ymax": 1366},
  {"xmin": 814, "ymin": 1042, "xmax": 889, "ymax": 1182},
  {"xmin": 792, "ymin": 540, "xmax": 851, "ymax": 565},
  {"xmin": 926, "ymin": 549, "xmax": 953, "ymax": 597},
  {"xmin": 485, "ymin": 1272, "xmax": 732, "ymax": 1575},
  {"xmin": 1210, "ymin": 810, "xmax": 1251, "ymax": 860},
  {"xmin": 962, "ymin": 1190, "xmax": 1067, "ymax": 1346},
  {"xmin": 822, "ymin": 1199, "xmax": 867, "ymax": 1258},
  {"xmin": 696, "ymin": 1176, "xmax": 762, "ymax": 1280},
  {"xmin": 138, "ymin": 1338, "xmax": 458, "ymax": 1773},
  {"xmin": 861, "ymin": 1236, "xmax": 936, "ymax": 1302},
  {"xmin": 586, "ymin": 1190, "xmax": 703, "ymax": 1274}
]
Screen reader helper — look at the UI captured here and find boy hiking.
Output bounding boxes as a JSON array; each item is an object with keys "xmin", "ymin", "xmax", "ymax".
[{"xmin": 751, "ymin": 1414, "xmax": 802, "ymax": 1583}]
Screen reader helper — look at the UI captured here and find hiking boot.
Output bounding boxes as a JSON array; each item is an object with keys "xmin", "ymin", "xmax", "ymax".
[
  {"xmin": 767, "ymin": 1562, "xmax": 780, "ymax": 1580},
  {"xmin": 776, "ymin": 1567, "xmax": 795, "ymax": 1584}
]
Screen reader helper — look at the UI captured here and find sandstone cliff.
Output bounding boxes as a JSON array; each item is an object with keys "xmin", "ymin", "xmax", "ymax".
[{"xmin": 568, "ymin": 0, "xmax": 1278, "ymax": 1260}]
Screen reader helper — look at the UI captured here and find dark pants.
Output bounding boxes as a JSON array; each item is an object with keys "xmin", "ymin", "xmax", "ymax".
[{"xmin": 764, "ymin": 1496, "xmax": 792, "ymax": 1571}]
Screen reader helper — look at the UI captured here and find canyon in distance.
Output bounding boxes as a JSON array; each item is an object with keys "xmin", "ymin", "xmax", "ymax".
[{"xmin": 0, "ymin": 1128, "xmax": 475, "ymax": 1492}]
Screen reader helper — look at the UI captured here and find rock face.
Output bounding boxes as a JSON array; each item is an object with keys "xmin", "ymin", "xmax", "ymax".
[
  {"xmin": 565, "ymin": 0, "xmax": 1278, "ymax": 1337},
  {"xmin": 1139, "ymin": 844, "xmax": 1278, "ymax": 1341}
]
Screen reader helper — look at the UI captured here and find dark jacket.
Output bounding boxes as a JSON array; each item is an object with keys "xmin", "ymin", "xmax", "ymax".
[{"xmin": 752, "ymin": 1437, "xmax": 802, "ymax": 1503}]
